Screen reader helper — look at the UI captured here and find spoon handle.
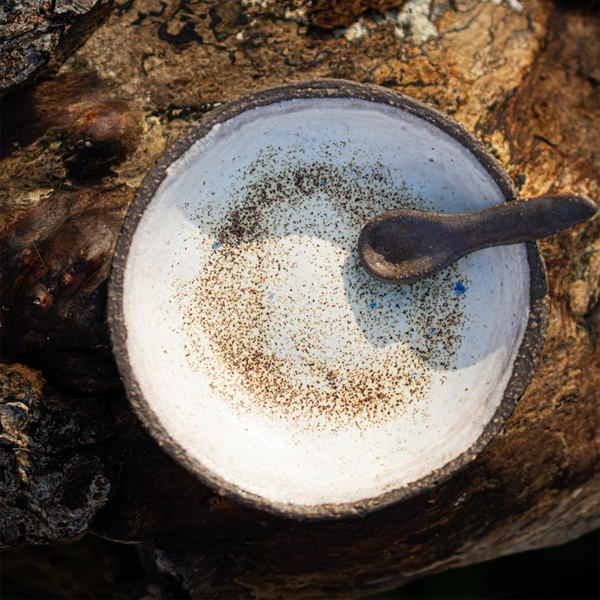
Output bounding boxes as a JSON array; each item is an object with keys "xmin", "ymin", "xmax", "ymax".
[{"xmin": 465, "ymin": 194, "xmax": 597, "ymax": 251}]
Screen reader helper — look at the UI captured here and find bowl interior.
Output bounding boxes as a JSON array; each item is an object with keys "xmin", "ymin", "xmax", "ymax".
[{"xmin": 118, "ymin": 94, "xmax": 531, "ymax": 514}]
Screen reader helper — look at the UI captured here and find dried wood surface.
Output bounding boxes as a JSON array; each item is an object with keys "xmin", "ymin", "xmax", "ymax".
[{"xmin": 1, "ymin": 0, "xmax": 598, "ymax": 597}]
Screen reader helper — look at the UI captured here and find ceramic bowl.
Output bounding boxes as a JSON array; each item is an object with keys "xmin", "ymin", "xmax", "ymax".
[{"xmin": 108, "ymin": 80, "xmax": 547, "ymax": 519}]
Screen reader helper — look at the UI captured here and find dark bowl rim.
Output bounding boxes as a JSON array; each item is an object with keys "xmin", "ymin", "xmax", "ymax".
[{"xmin": 107, "ymin": 78, "xmax": 548, "ymax": 520}]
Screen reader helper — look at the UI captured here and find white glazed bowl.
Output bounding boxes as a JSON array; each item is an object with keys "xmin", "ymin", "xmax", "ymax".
[{"xmin": 109, "ymin": 80, "xmax": 547, "ymax": 519}]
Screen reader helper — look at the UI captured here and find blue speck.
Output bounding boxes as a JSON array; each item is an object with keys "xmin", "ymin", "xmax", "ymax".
[
  {"xmin": 268, "ymin": 292, "xmax": 275, "ymax": 300},
  {"xmin": 212, "ymin": 242, "xmax": 221, "ymax": 251},
  {"xmin": 428, "ymin": 329, "xmax": 437, "ymax": 336},
  {"xmin": 454, "ymin": 281, "xmax": 467, "ymax": 295},
  {"xmin": 370, "ymin": 302, "xmax": 377, "ymax": 309},
  {"xmin": 320, "ymin": 177, "xmax": 327, "ymax": 185},
  {"xmin": 410, "ymin": 371, "xmax": 419, "ymax": 379}
]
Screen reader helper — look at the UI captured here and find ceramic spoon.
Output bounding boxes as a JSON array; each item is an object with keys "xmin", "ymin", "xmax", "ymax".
[{"xmin": 358, "ymin": 194, "xmax": 597, "ymax": 285}]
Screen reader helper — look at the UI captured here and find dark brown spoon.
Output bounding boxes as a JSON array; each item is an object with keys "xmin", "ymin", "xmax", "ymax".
[{"xmin": 358, "ymin": 194, "xmax": 597, "ymax": 285}]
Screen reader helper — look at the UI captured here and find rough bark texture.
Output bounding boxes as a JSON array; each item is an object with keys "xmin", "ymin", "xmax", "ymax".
[
  {"xmin": 1, "ymin": 0, "xmax": 599, "ymax": 598},
  {"xmin": 309, "ymin": 0, "xmax": 407, "ymax": 28},
  {"xmin": 0, "ymin": 361, "xmax": 122, "ymax": 547},
  {"xmin": 0, "ymin": 0, "xmax": 114, "ymax": 96}
]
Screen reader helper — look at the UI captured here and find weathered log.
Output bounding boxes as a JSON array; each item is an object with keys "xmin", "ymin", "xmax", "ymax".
[
  {"xmin": 0, "ymin": 0, "xmax": 598, "ymax": 597},
  {"xmin": 0, "ymin": 0, "xmax": 114, "ymax": 97},
  {"xmin": 0, "ymin": 361, "xmax": 114, "ymax": 547},
  {"xmin": 309, "ymin": 0, "xmax": 407, "ymax": 28}
]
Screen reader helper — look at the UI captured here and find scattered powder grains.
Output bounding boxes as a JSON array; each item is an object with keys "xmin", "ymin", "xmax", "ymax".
[{"xmin": 172, "ymin": 142, "xmax": 469, "ymax": 432}]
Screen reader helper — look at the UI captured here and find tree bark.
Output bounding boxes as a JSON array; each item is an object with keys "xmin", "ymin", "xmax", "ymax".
[
  {"xmin": 0, "ymin": 0, "xmax": 114, "ymax": 97},
  {"xmin": 1, "ymin": 0, "xmax": 598, "ymax": 598}
]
